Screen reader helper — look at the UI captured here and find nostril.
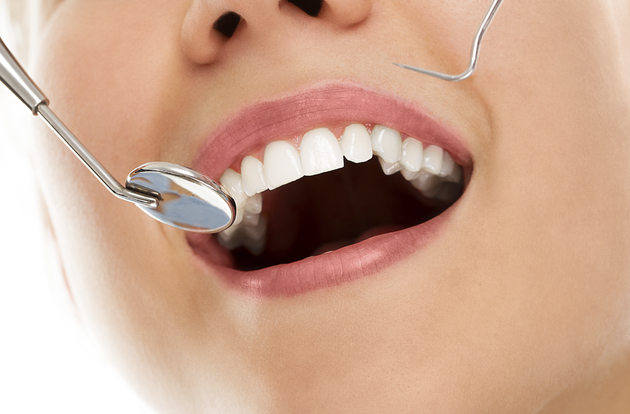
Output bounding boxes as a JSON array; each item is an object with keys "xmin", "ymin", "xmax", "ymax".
[
  {"xmin": 213, "ymin": 11, "xmax": 242, "ymax": 38},
  {"xmin": 286, "ymin": 0, "xmax": 324, "ymax": 17}
]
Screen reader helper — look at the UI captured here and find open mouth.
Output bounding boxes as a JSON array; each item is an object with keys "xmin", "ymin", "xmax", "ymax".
[
  {"xmin": 186, "ymin": 82, "xmax": 470, "ymax": 296},
  {"xmin": 212, "ymin": 124, "xmax": 463, "ymax": 270}
]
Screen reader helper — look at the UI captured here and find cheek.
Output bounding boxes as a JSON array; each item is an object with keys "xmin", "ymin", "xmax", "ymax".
[{"xmin": 28, "ymin": 0, "xmax": 217, "ymax": 382}]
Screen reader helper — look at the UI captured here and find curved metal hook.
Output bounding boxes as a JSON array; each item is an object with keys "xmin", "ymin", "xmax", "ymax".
[{"xmin": 394, "ymin": 0, "xmax": 504, "ymax": 82}]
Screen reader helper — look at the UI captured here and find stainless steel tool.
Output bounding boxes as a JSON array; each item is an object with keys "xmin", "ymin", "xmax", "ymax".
[{"xmin": 0, "ymin": 37, "xmax": 235, "ymax": 233}]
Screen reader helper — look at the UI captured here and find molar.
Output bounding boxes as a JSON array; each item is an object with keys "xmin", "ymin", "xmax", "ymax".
[
  {"xmin": 340, "ymin": 124, "xmax": 373, "ymax": 163},
  {"xmin": 264, "ymin": 141, "xmax": 304, "ymax": 190},
  {"xmin": 411, "ymin": 170, "xmax": 441, "ymax": 193},
  {"xmin": 371, "ymin": 125, "xmax": 402, "ymax": 164},
  {"xmin": 300, "ymin": 128, "xmax": 344, "ymax": 176}
]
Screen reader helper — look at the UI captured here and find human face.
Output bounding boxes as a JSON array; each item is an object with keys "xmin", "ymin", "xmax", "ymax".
[{"xmin": 32, "ymin": 0, "xmax": 630, "ymax": 412}]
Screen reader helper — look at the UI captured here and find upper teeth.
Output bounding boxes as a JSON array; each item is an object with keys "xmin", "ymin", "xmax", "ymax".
[{"xmin": 216, "ymin": 123, "xmax": 464, "ymax": 253}]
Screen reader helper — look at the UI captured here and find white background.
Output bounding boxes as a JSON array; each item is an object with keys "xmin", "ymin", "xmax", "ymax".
[{"xmin": 0, "ymin": 8, "xmax": 155, "ymax": 414}]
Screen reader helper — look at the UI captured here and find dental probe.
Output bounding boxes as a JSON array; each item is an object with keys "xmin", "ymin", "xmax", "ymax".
[
  {"xmin": 394, "ymin": 0, "xmax": 504, "ymax": 81},
  {"xmin": 0, "ymin": 37, "xmax": 236, "ymax": 233}
]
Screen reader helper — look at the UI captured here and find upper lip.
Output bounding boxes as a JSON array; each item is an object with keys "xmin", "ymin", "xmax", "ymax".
[{"xmin": 192, "ymin": 80, "xmax": 472, "ymax": 179}]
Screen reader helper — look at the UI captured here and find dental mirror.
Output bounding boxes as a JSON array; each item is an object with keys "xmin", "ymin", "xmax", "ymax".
[{"xmin": 0, "ymin": 37, "xmax": 235, "ymax": 233}]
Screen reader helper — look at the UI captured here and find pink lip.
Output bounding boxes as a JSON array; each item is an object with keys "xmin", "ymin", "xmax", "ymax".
[{"xmin": 188, "ymin": 81, "xmax": 470, "ymax": 298}]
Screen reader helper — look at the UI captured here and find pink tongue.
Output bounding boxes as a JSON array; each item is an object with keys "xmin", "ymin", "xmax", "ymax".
[{"xmin": 311, "ymin": 225, "xmax": 405, "ymax": 256}]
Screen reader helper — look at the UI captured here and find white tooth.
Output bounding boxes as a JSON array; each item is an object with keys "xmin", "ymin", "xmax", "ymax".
[
  {"xmin": 438, "ymin": 151, "xmax": 455, "ymax": 177},
  {"xmin": 263, "ymin": 141, "xmax": 304, "ymax": 190},
  {"xmin": 242, "ymin": 216, "xmax": 267, "ymax": 241},
  {"xmin": 411, "ymin": 170, "xmax": 440, "ymax": 192},
  {"xmin": 421, "ymin": 145, "xmax": 444, "ymax": 175},
  {"xmin": 242, "ymin": 211, "xmax": 261, "ymax": 227},
  {"xmin": 300, "ymin": 128, "xmax": 344, "ymax": 176},
  {"xmin": 401, "ymin": 168, "xmax": 421, "ymax": 181},
  {"xmin": 400, "ymin": 138, "xmax": 423, "ymax": 172},
  {"xmin": 218, "ymin": 227, "xmax": 243, "ymax": 250},
  {"xmin": 371, "ymin": 125, "xmax": 402, "ymax": 163},
  {"xmin": 340, "ymin": 124, "xmax": 373, "ymax": 163},
  {"xmin": 445, "ymin": 164, "xmax": 463, "ymax": 183},
  {"xmin": 241, "ymin": 156, "xmax": 268, "ymax": 196},
  {"xmin": 244, "ymin": 193, "xmax": 262, "ymax": 214},
  {"xmin": 219, "ymin": 168, "xmax": 248, "ymax": 207},
  {"xmin": 378, "ymin": 157, "xmax": 403, "ymax": 175}
]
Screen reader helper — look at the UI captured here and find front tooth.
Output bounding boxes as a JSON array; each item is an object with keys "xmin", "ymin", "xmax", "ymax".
[
  {"xmin": 300, "ymin": 128, "xmax": 344, "ymax": 176},
  {"xmin": 264, "ymin": 141, "xmax": 304, "ymax": 190},
  {"xmin": 340, "ymin": 124, "xmax": 373, "ymax": 163},
  {"xmin": 371, "ymin": 125, "xmax": 402, "ymax": 163},
  {"xmin": 241, "ymin": 156, "xmax": 268, "ymax": 196},
  {"xmin": 421, "ymin": 145, "xmax": 444, "ymax": 175},
  {"xmin": 400, "ymin": 138, "xmax": 423, "ymax": 172},
  {"xmin": 378, "ymin": 158, "xmax": 403, "ymax": 175},
  {"xmin": 438, "ymin": 151, "xmax": 455, "ymax": 177},
  {"xmin": 219, "ymin": 169, "xmax": 248, "ymax": 207}
]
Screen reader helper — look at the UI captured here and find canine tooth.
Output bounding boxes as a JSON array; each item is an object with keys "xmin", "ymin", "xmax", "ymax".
[
  {"xmin": 411, "ymin": 170, "xmax": 440, "ymax": 192},
  {"xmin": 401, "ymin": 168, "xmax": 421, "ymax": 181},
  {"xmin": 422, "ymin": 145, "xmax": 444, "ymax": 175},
  {"xmin": 400, "ymin": 138, "xmax": 423, "ymax": 172},
  {"xmin": 264, "ymin": 141, "xmax": 304, "ymax": 190},
  {"xmin": 241, "ymin": 156, "xmax": 268, "ymax": 196},
  {"xmin": 371, "ymin": 125, "xmax": 402, "ymax": 164},
  {"xmin": 340, "ymin": 124, "xmax": 373, "ymax": 163},
  {"xmin": 244, "ymin": 193, "xmax": 262, "ymax": 214},
  {"xmin": 438, "ymin": 151, "xmax": 455, "ymax": 177},
  {"xmin": 300, "ymin": 128, "xmax": 344, "ymax": 176},
  {"xmin": 220, "ymin": 168, "xmax": 248, "ymax": 207},
  {"xmin": 378, "ymin": 157, "xmax": 403, "ymax": 175}
]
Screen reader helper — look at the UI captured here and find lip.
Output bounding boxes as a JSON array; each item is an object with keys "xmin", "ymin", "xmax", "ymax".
[{"xmin": 188, "ymin": 80, "xmax": 471, "ymax": 298}]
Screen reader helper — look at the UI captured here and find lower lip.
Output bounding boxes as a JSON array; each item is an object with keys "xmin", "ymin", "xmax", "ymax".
[{"xmin": 187, "ymin": 207, "xmax": 452, "ymax": 298}]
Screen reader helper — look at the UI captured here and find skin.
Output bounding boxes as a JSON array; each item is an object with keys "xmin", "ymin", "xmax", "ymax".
[{"xmin": 29, "ymin": 0, "xmax": 630, "ymax": 412}]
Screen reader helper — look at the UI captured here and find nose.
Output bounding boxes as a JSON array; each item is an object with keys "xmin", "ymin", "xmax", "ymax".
[{"xmin": 181, "ymin": 0, "xmax": 373, "ymax": 65}]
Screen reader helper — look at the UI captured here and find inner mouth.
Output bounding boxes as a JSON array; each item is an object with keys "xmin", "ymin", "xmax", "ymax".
[
  {"xmin": 231, "ymin": 158, "xmax": 455, "ymax": 270},
  {"xmin": 191, "ymin": 124, "xmax": 466, "ymax": 271}
]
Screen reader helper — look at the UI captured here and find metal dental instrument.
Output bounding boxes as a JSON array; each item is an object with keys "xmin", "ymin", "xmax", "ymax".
[
  {"xmin": 394, "ymin": 0, "xmax": 504, "ymax": 82},
  {"xmin": 0, "ymin": 37, "xmax": 235, "ymax": 233}
]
